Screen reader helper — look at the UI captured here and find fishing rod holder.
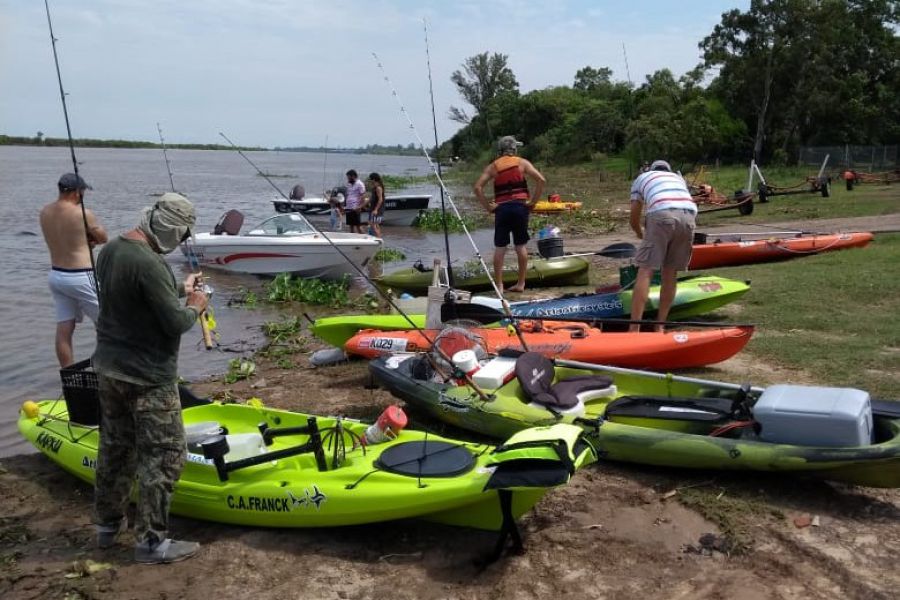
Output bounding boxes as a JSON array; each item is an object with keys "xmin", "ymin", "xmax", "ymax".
[{"xmin": 200, "ymin": 416, "xmax": 328, "ymax": 481}]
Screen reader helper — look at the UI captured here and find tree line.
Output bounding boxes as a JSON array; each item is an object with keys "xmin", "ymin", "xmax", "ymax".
[
  {"xmin": 0, "ymin": 134, "xmax": 263, "ymax": 151},
  {"xmin": 444, "ymin": 0, "xmax": 900, "ymax": 167}
]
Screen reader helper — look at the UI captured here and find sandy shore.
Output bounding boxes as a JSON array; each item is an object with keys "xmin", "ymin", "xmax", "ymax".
[{"xmin": 3, "ymin": 214, "xmax": 899, "ymax": 599}]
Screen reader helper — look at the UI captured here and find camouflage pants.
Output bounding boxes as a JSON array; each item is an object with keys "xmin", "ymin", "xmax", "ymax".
[{"xmin": 93, "ymin": 375, "xmax": 186, "ymax": 545}]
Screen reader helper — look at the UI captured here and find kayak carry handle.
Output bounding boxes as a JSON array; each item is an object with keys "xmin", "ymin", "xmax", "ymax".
[{"xmin": 201, "ymin": 417, "xmax": 328, "ymax": 481}]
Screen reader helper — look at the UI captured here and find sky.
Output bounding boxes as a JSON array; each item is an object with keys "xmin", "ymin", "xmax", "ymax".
[{"xmin": 0, "ymin": 0, "xmax": 749, "ymax": 148}]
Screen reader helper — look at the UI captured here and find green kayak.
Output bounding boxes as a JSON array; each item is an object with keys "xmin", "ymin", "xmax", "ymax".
[
  {"xmin": 310, "ymin": 275, "xmax": 750, "ymax": 348},
  {"xmin": 378, "ymin": 256, "xmax": 590, "ymax": 294},
  {"xmin": 19, "ymin": 398, "xmax": 594, "ymax": 531},
  {"xmin": 370, "ymin": 354, "xmax": 900, "ymax": 488}
]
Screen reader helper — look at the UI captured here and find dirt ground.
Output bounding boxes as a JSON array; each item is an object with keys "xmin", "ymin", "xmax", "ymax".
[{"xmin": 2, "ymin": 214, "xmax": 899, "ymax": 600}]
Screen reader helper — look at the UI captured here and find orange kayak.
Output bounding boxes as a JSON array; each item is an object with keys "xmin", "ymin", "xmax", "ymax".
[
  {"xmin": 689, "ymin": 232, "xmax": 873, "ymax": 270},
  {"xmin": 531, "ymin": 200, "xmax": 582, "ymax": 214},
  {"xmin": 345, "ymin": 321, "xmax": 754, "ymax": 370}
]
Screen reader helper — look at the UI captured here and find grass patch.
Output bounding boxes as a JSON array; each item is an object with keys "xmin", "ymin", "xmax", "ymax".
[
  {"xmin": 381, "ymin": 173, "xmax": 432, "ymax": 188},
  {"xmin": 374, "ymin": 247, "xmax": 406, "ymax": 262},
  {"xmin": 711, "ymin": 233, "xmax": 900, "ymax": 397},
  {"xmin": 223, "ymin": 358, "xmax": 255, "ymax": 384},
  {"xmin": 259, "ymin": 316, "xmax": 308, "ymax": 368},
  {"xmin": 678, "ymin": 485, "xmax": 782, "ymax": 555},
  {"xmin": 414, "ymin": 209, "xmax": 487, "ymax": 233},
  {"xmin": 256, "ymin": 172, "xmax": 296, "ymax": 178},
  {"xmin": 530, "ymin": 208, "xmax": 618, "ymax": 236},
  {"xmin": 266, "ymin": 273, "xmax": 353, "ymax": 306},
  {"xmin": 446, "ymin": 160, "xmax": 898, "ymax": 228}
]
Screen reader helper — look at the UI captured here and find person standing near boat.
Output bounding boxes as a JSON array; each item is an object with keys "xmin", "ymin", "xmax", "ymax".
[
  {"xmin": 39, "ymin": 173, "xmax": 108, "ymax": 367},
  {"xmin": 366, "ymin": 172, "xmax": 386, "ymax": 237},
  {"xmin": 344, "ymin": 169, "xmax": 367, "ymax": 234},
  {"xmin": 628, "ymin": 160, "xmax": 697, "ymax": 331},
  {"xmin": 91, "ymin": 193, "xmax": 209, "ymax": 564},
  {"xmin": 474, "ymin": 136, "xmax": 545, "ymax": 293}
]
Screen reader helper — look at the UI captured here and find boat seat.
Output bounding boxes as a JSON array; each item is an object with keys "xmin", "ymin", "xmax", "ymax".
[
  {"xmin": 515, "ymin": 352, "xmax": 612, "ymax": 410},
  {"xmin": 213, "ymin": 210, "xmax": 244, "ymax": 235},
  {"xmin": 604, "ymin": 395, "xmax": 735, "ymax": 422}
]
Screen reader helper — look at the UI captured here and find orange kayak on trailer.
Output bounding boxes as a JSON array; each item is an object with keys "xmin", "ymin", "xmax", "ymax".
[
  {"xmin": 689, "ymin": 232, "xmax": 874, "ymax": 270},
  {"xmin": 345, "ymin": 322, "xmax": 754, "ymax": 370}
]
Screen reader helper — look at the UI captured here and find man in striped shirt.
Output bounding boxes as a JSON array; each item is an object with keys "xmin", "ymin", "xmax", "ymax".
[{"xmin": 628, "ymin": 160, "xmax": 697, "ymax": 331}]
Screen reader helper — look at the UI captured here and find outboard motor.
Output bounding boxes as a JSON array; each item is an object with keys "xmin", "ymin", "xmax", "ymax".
[{"xmin": 213, "ymin": 210, "xmax": 244, "ymax": 236}]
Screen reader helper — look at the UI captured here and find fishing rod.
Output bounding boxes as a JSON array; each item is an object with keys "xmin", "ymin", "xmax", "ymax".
[
  {"xmin": 157, "ymin": 122, "xmax": 214, "ymax": 350},
  {"xmin": 422, "ymin": 17, "xmax": 454, "ymax": 286},
  {"xmin": 44, "ymin": 0, "xmax": 99, "ymax": 296},
  {"xmin": 156, "ymin": 122, "xmax": 177, "ymax": 192},
  {"xmin": 371, "ymin": 52, "xmax": 530, "ymax": 351},
  {"xmin": 218, "ymin": 132, "xmax": 494, "ymax": 400},
  {"xmin": 321, "ymin": 135, "xmax": 329, "ymax": 197}
]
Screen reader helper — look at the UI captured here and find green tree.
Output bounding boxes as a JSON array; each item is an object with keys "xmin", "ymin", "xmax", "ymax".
[
  {"xmin": 449, "ymin": 52, "xmax": 519, "ymax": 141},
  {"xmin": 702, "ymin": 0, "xmax": 900, "ymax": 160}
]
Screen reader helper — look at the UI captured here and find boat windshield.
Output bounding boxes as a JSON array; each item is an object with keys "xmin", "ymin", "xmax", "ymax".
[{"xmin": 247, "ymin": 213, "xmax": 316, "ymax": 236}]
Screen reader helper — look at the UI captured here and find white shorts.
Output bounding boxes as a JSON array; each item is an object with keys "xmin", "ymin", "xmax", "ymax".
[{"xmin": 48, "ymin": 268, "xmax": 99, "ymax": 323}]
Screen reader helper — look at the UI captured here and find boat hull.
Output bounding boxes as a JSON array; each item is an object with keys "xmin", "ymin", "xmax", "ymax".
[
  {"xmin": 184, "ymin": 233, "xmax": 381, "ymax": 277},
  {"xmin": 689, "ymin": 232, "xmax": 874, "ymax": 270},
  {"xmin": 346, "ymin": 323, "xmax": 754, "ymax": 370},
  {"xmin": 273, "ymin": 195, "xmax": 430, "ymax": 227},
  {"xmin": 379, "ymin": 257, "xmax": 590, "ymax": 294},
  {"xmin": 310, "ymin": 275, "xmax": 750, "ymax": 347},
  {"xmin": 371, "ymin": 358, "xmax": 900, "ymax": 488},
  {"xmin": 18, "ymin": 400, "xmax": 590, "ymax": 530}
]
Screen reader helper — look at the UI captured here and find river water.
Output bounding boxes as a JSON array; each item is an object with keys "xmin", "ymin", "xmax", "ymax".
[{"xmin": 0, "ymin": 145, "xmax": 500, "ymax": 457}]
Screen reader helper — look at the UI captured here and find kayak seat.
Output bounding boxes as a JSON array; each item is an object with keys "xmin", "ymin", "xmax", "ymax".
[
  {"xmin": 604, "ymin": 396, "xmax": 735, "ymax": 423},
  {"xmin": 515, "ymin": 352, "xmax": 612, "ymax": 410}
]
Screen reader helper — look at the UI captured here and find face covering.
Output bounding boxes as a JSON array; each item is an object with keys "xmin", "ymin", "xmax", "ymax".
[{"xmin": 139, "ymin": 193, "xmax": 196, "ymax": 254}]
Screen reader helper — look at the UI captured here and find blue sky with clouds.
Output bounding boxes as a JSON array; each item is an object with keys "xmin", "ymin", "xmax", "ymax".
[{"xmin": 1, "ymin": 1, "xmax": 748, "ymax": 148}]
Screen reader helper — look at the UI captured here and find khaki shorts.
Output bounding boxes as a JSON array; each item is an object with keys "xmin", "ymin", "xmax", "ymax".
[{"xmin": 635, "ymin": 208, "xmax": 696, "ymax": 270}]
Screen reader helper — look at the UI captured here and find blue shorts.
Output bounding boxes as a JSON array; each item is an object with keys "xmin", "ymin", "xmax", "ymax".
[{"xmin": 494, "ymin": 202, "xmax": 530, "ymax": 248}]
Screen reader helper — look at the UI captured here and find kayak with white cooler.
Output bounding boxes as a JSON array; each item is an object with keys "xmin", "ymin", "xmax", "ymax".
[{"xmin": 182, "ymin": 210, "xmax": 382, "ymax": 278}]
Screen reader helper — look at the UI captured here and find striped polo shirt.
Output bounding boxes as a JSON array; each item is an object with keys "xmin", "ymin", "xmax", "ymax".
[{"xmin": 630, "ymin": 170, "xmax": 697, "ymax": 214}]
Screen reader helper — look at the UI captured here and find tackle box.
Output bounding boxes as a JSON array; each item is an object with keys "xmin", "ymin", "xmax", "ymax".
[{"xmin": 754, "ymin": 384, "xmax": 872, "ymax": 447}]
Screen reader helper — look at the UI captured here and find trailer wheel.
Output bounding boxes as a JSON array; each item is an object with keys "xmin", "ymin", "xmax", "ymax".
[
  {"xmin": 821, "ymin": 180, "xmax": 831, "ymax": 198},
  {"xmin": 846, "ymin": 178, "xmax": 854, "ymax": 191},
  {"xmin": 738, "ymin": 198, "xmax": 754, "ymax": 215},
  {"xmin": 757, "ymin": 183, "xmax": 768, "ymax": 203}
]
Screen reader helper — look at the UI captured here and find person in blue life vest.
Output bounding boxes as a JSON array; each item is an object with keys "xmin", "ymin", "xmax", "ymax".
[
  {"xmin": 473, "ymin": 136, "xmax": 546, "ymax": 293},
  {"xmin": 628, "ymin": 160, "xmax": 698, "ymax": 331}
]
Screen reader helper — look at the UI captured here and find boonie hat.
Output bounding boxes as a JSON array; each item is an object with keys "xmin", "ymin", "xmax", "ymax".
[
  {"xmin": 498, "ymin": 135, "xmax": 524, "ymax": 153},
  {"xmin": 155, "ymin": 192, "xmax": 196, "ymax": 229},
  {"xmin": 650, "ymin": 160, "xmax": 672, "ymax": 172},
  {"xmin": 58, "ymin": 172, "xmax": 92, "ymax": 191}
]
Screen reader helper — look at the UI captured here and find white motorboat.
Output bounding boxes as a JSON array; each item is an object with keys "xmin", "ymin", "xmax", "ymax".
[
  {"xmin": 182, "ymin": 211, "xmax": 382, "ymax": 278},
  {"xmin": 272, "ymin": 188, "xmax": 431, "ymax": 227}
]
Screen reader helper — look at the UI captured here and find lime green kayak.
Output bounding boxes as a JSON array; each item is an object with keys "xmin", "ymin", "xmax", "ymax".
[
  {"xmin": 311, "ymin": 275, "xmax": 750, "ymax": 348},
  {"xmin": 19, "ymin": 398, "xmax": 594, "ymax": 530},
  {"xmin": 378, "ymin": 256, "xmax": 590, "ymax": 294},
  {"xmin": 371, "ymin": 355, "xmax": 900, "ymax": 488}
]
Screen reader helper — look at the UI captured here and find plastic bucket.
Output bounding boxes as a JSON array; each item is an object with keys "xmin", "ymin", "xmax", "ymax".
[
  {"xmin": 537, "ymin": 237, "xmax": 564, "ymax": 259},
  {"xmin": 619, "ymin": 265, "xmax": 661, "ymax": 288},
  {"xmin": 452, "ymin": 349, "xmax": 479, "ymax": 373}
]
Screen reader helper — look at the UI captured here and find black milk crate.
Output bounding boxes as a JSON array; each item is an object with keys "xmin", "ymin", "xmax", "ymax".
[{"xmin": 59, "ymin": 358, "xmax": 100, "ymax": 426}]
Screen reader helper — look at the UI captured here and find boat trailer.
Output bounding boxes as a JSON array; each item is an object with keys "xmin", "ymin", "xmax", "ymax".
[
  {"xmin": 753, "ymin": 155, "xmax": 832, "ymax": 203},
  {"xmin": 842, "ymin": 168, "xmax": 900, "ymax": 190}
]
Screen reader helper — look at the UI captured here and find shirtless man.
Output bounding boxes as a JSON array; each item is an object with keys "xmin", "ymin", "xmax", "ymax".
[{"xmin": 40, "ymin": 173, "xmax": 108, "ymax": 366}]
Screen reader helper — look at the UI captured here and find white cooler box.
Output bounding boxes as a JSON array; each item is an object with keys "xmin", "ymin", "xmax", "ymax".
[
  {"xmin": 754, "ymin": 384, "xmax": 873, "ymax": 447},
  {"xmin": 472, "ymin": 357, "xmax": 518, "ymax": 389}
]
